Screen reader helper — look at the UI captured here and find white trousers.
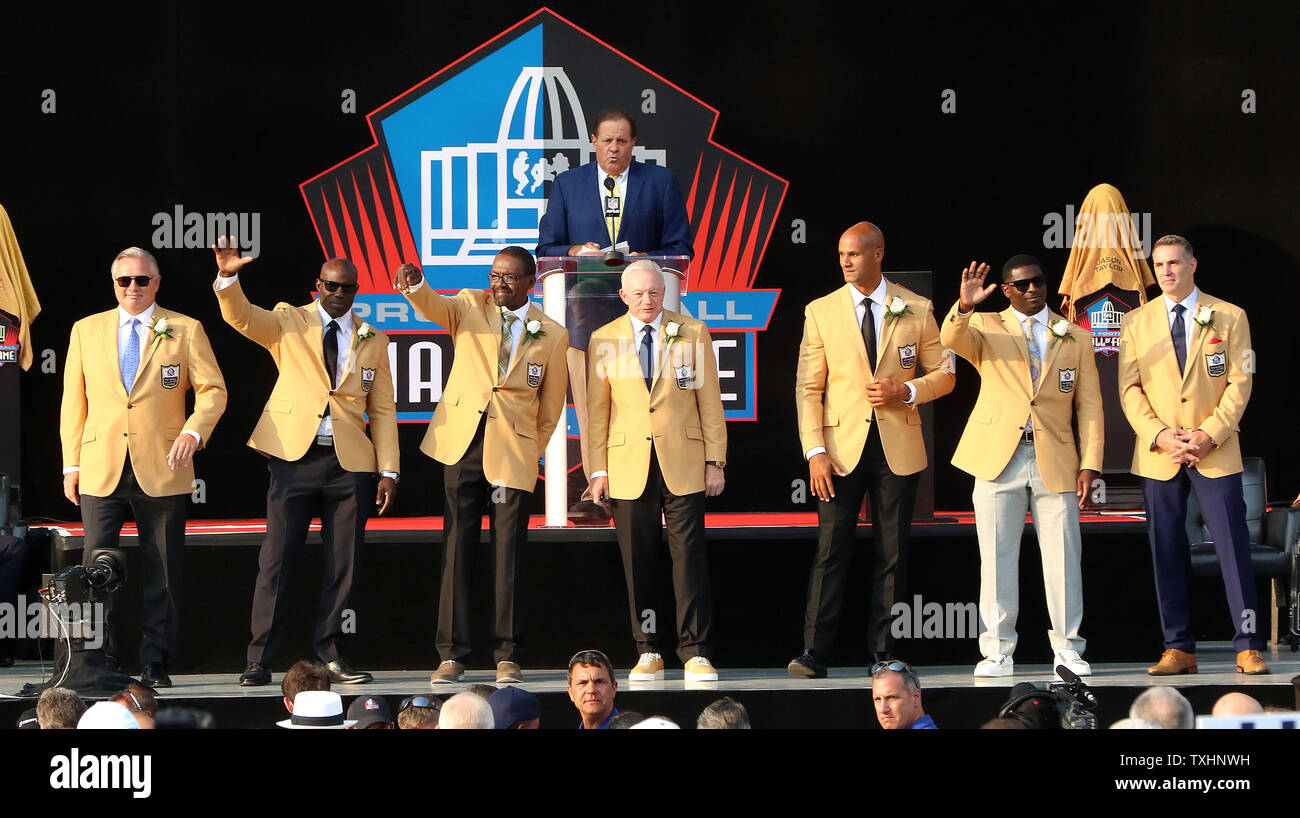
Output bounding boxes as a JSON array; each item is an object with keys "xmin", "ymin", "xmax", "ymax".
[{"xmin": 973, "ymin": 442, "xmax": 1085, "ymax": 658}]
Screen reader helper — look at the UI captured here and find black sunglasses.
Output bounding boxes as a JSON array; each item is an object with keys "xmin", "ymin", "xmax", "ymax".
[
  {"xmin": 1005, "ymin": 275, "xmax": 1046, "ymax": 293},
  {"xmin": 317, "ymin": 278, "xmax": 360, "ymax": 294},
  {"xmin": 113, "ymin": 275, "xmax": 155, "ymax": 288},
  {"xmin": 870, "ymin": 660, "xmax": 910, "ymax": 675}
]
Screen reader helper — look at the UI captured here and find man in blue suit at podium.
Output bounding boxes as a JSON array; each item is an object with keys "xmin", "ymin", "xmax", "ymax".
[
  {"xmin": 536, "ymin": 108, "xmax": 693, "ymax": 260},
  {"xmin": 538, "ymin": 109, "xmax": 694, "ymax": 522}
]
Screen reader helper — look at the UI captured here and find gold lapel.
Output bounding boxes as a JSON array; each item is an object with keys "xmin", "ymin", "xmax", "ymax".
[
  {"xmin": 481, "ymin": 296, "xmax": 506, "ymax": 386},
  {"xmin": 653, "ymin": 309, "xmax": 683, "ymax": 393},
  {"xmin": 1035, "ymin": 313, "xmax": 1068, "ymax": 396},
  {"xmin": 337, "ymin": 311, "xmax": 365, "ymax": 386},
  {"xmin": 306, "ymin": 304, "xmax": 331, "ymax": 387},
  {"xmin": 104, "ymin": 310, "xmax": 130, "ymax": 399},
  {"xmin": 1001, "ymin": 308, "xmax": 1036, "ymax": 394},
  {"xmin": 1182, "ymin": 294, "xmax": 1216, "ymax": 386},
  {"xmin": 839, "ymin": 285, "xmax": 871, "ymax": 371},
  {"xmin": 503, "ymin": 304, "xmax": 539, "ymax": 381},
  {"xmin": 1147, "ymin": 300, "xmax": 1184, "ymax": 386},
  {"xmin": 876, "ymin": 280, "xmax": 904, "ymax": 367},
  {"xmin": 131, "ymin": 307, "xmax": 172, "ymax": 395}
]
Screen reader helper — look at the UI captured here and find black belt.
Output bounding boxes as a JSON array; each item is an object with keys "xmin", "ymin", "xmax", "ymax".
[{"xmin": 1020, "ymin": 429, "xmax": 1035, "ymax": 444}]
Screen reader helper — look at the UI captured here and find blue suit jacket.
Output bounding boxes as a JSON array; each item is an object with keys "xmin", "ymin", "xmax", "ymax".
[{"xmin": 536, "ymin": 160, "xmax": 694, "ymax": 259}]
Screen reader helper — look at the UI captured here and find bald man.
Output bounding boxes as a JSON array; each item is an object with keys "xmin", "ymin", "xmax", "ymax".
[
  {"xmin": 213, "ymin": 242, "xmax": 399, "ymax": 687},
  {"xmin": 1211, "ymin": 692, "xmax": 1263, "ymax": 718},
  {"xmin": 790, "ymin": 222, "xmax": 954, "ymax": 677}
]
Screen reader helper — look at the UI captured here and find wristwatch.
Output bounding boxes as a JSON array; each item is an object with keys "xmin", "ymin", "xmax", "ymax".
[
  {"xmin": 381, "ymin": 471, "xmax": 400, "ymax": 484},
  {"xmin": 705, "ymin": 460, "xmax": 725, "ymax": 469}
]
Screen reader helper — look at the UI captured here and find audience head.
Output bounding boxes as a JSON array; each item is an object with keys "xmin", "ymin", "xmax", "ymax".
[
  {"xmin": 608, "ymin": 711, "xmax": 645, "ymax": 729},
  {"xmin": 78, "ymin": 700, "xmax": 142, "ymax": 729},
  {"xmin": 111, "ymin": 684, "xmax": 158, "ymax": 728},
  {"xmin": 490, "ymin": 686, "xmax": 541, "ymax": 729},
  {"xmin": 568, "ymin": 650, "xmax": 618, "ymax": 729},
  {"xmin": 347, "ymin": 695, "xmax": 396, "ymax": 729},
  {"xmin": 1211, "ymin": 692, "xmax": 1263, "ymax": 718},
  {"xmin": 1129, "ymin": 686, "xmax": 1194, "ymax": 730},
  {"xmin": 697, "ymin": 696, "xmax": 751, "ymax": 729},
  {"xmin": 630, "ymin": 716, "xmax": 680, "ymax": 729},
  {"xmin": 439, "ymin": 692, "xmax": 496, "ymax": 729},
  {"xmin": 37, "ymin": 687, "xmax": 86, "ymax": 729},
  {"xmin": 277, "ymin": 691, "xmax": 354, "ymax": 729},
  {"xmin": 282, "ymin": 660, "xmax": 331, "ymax": 713},
  {"xmin": 1110, "ymin": 717, "xmax": 1163, "ymax": 729},
  {"xmin": 397, "ymin": 695, "xmax": 441, "ymax": 730},
  {"xmin": 466, "ymin": 683, "xmax": 498, "ymax": 701},
  {"xmin": 871, "ymin": 660, "xmax": 926, "ymax": 730}
]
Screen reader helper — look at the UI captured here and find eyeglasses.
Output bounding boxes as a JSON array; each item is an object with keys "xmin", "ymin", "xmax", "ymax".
[
  {"xmin": 399, "ymin": 695, "xmax": 438, "ymax": 711},
  {"xmin": 317, "ymin": 278, "xmax": 360, "ymax": 294},
  {"xmin": 870, "ymin": 660, "xmax": 910, "ymax": 675},
  {"xmin": 488, "ymin": 272, "xmax": 529, "ymax": 284},
  {"xmin": 1005, "ymin": 275, "xmax": 1046, "ymax": 293},
  {"xmin": 113, "ymin": 275, "xmax": 156, "ymax": 288}
]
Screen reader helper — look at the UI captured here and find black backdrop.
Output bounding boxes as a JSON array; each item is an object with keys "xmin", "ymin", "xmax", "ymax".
[{"xmin": 4, "ymin": 1, "xmax": 1298, "ymax": 523}]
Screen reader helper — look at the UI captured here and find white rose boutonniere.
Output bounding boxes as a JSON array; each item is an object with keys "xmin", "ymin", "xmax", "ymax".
[
  {"xmin": 357, "ymin": 322, "xmax": 376, "ymax": 341},
  {"xmin": 883, "ymin": 295, "xmax": 912, "ymax": 324},
  {"xmin": 1192, "ymin": 305, "xmax": 1215, "ymax": 338},
  {"xmin": 149, "ymin": 317, "xmax": 173, "ymax": 341},
  {"xmin": 523, "ymin": 319, "xmax": 544, "ymax": 343},
  {"xmin": 1048, "ymin": 318, "xmax": 1075, "ymax": 346},
  {"xmin": 663, "ymin": 320, "xmax": 682, "ymax": 345}
]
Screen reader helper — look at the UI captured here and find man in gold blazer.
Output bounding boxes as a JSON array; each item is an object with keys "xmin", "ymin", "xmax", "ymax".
[
  {"xmin": 586, "ymin": 259, "xmax": 726, "ymax": 682},
  {"xmin": 393, "ymin": 247, "xmax": 568, "ymax": 685},
  {"xmin": 790, "ymin": 222, "xmax": 954, "ymax": 678},
  {"xmin": 60, "ymin": 247, "xmax": 227, "ymax": 688},
  {"xmin": 941, "ymin": 255, "xmax": 1103, "ymax": 678},
  {"xmin": 213, "ymin": 240, "xmax": 398, "ymax": 687},
  {"xmin": 1118, "ymin": 234, "xmax": 1267, "ymax": 675}
]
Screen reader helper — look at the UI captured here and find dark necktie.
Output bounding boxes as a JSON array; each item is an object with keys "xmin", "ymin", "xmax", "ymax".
[
  {"xmin": 640, "ymin": 324, "xmax": 654, "ymax": 391},
  {"xmin": 861, "ymin": 297, "xmax": 877, "ymax": 368},
  {"xmin": 324, "ymin": 320, "xmax": 339, "ymax": 388},
  {"xmin": 1171, "ymin": 304, "xmax": 1187, "ymax": 374}
]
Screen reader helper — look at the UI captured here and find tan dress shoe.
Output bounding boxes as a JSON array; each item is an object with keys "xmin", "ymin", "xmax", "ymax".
[
  {"xmin": 1147, "ymin": 648, "xmax": 1197, "ymax": 675},
  {"xmin": 496, "ymin": 661, "xmax": 524, "ymax": 683},
  {"xmin": 431, "ymin": 660, "xmax": 466, "ymax": 684},
  {"xmin": 1235, "ymin": 650, "xmax": 1270, "ymax": 675}
]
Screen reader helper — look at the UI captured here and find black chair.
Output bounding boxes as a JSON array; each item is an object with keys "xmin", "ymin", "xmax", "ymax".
[{"xmin": 1185, "ymin": 457, "xmax": 1300, "ymax": 650}]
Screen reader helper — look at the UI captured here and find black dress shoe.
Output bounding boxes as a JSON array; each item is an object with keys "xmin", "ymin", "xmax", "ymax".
[
  {"xmin": 787, "ymin": 649, "xmax": 827, "ymax": 679},
  {"xmin": 239, "ymin": 662, "xmax": 271, "ymax": 686},
  {"xmin": 325, "ymin": 659, "xmax": 373, "ymax": 685},
  {"xmin": 140, "ymin": 663, "xmax": 172, "ymax": 688}
]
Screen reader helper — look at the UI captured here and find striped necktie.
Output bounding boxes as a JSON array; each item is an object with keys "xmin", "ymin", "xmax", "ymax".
[
  {"xmin": 1024, "ymin": 317, "xmax": 1042, "ymax": 389},
  {"xmin": 499, "ymin": 312, "xmax": 516, "ymax": 381}
]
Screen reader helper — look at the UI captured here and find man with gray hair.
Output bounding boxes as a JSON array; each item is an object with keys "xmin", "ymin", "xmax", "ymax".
[
  {"xmin": 439, "ymin": 691, "xmax": 495, "ymax": 729},
  {"xmin": 60, "ymin": 247, "xmax": 227, "ymax": 688},
  {"xmin": 697, "ymin": 696, "xmax": 751, "ymax": 729},
  {"xmin": 1129, "ymin": 686, "xmax": 1194, "ymax": 729},
  {"xmin": 586, "ymin": 260, "xmax": 727, "ymax": 682},
  {"xmin": 872, "ymin": 660, "xmax": 936, "ymax": 729},
  {"xmin": 36, "ymin": 687, "xmax": 86, "ymax": 729}
]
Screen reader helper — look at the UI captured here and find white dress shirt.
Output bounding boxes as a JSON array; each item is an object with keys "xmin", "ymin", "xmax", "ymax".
[
  {"xmin": 591, "ymin": 310, "xmax": 663, "ymax": 481},
  {"xmin": 315, "ymin": 302, "xmax": 353, "ymax": 438},
  {"xmin": 1009, "ymin": 305, "xmax": 1050, "ymax": 432},
  {"xmin": 1163, "ymin": 287, "xmax": 1200, "ymax": 353},
  {"xmin": 804, "ymin": 280, "xmax": 914, "ymax": 461}
]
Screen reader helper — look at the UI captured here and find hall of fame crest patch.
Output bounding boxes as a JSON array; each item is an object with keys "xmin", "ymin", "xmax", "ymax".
[
  {"xmin": 527, "ymin": 362, "xmax": 542, "ymax": 387},
  {"xmin": 362, "ymin": 367, "xmax": 376, "ymax": 392},
  {"xmin": 160, "ymin": 364, "xmax": 180, "ymax": 389},
  {"xmin": 1205, "ymin": 352, "xmax": 1226, "ymax": 377},
  {"xmin": 1058, "ymin": 368, "xmax": 1076, "ymax": 393},
  {"xmin": 897, "ymin": 344, "xmax": 917, "ymax": 370}
]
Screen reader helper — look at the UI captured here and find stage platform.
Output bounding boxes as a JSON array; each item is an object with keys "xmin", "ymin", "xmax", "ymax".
[
  {"xmin": 9, "ymin": 510, "xmax": 1295, "ymax": 676},
  {"xmin": 4, "ymin": 644, "xmax": 1296, "ymax": 729}
]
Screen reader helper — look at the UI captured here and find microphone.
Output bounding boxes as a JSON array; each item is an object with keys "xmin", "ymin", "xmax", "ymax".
[
  {"xmin": 1055, "ymin": 664, "xmax": 1099, "ymax": 710},
  {"xmin": 602, "ymin": 175, "xmax": 624, "ymax": 267}
]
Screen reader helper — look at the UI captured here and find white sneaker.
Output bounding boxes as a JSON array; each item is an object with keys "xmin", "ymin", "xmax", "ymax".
[
  {"xmin": 974, "ymin": 654, "xmax": 1014, "ymax": 677},
  {"xmin": 1053, "ymin": 650, "xmax": 1091, "ymax": 677},
  {"xmin": 684, "ymin": 656, "xmax": 719, "ymax": 681},
  {"xmin": 629, "ymin": 652, "xmax": 664, "ymax": 681}
]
